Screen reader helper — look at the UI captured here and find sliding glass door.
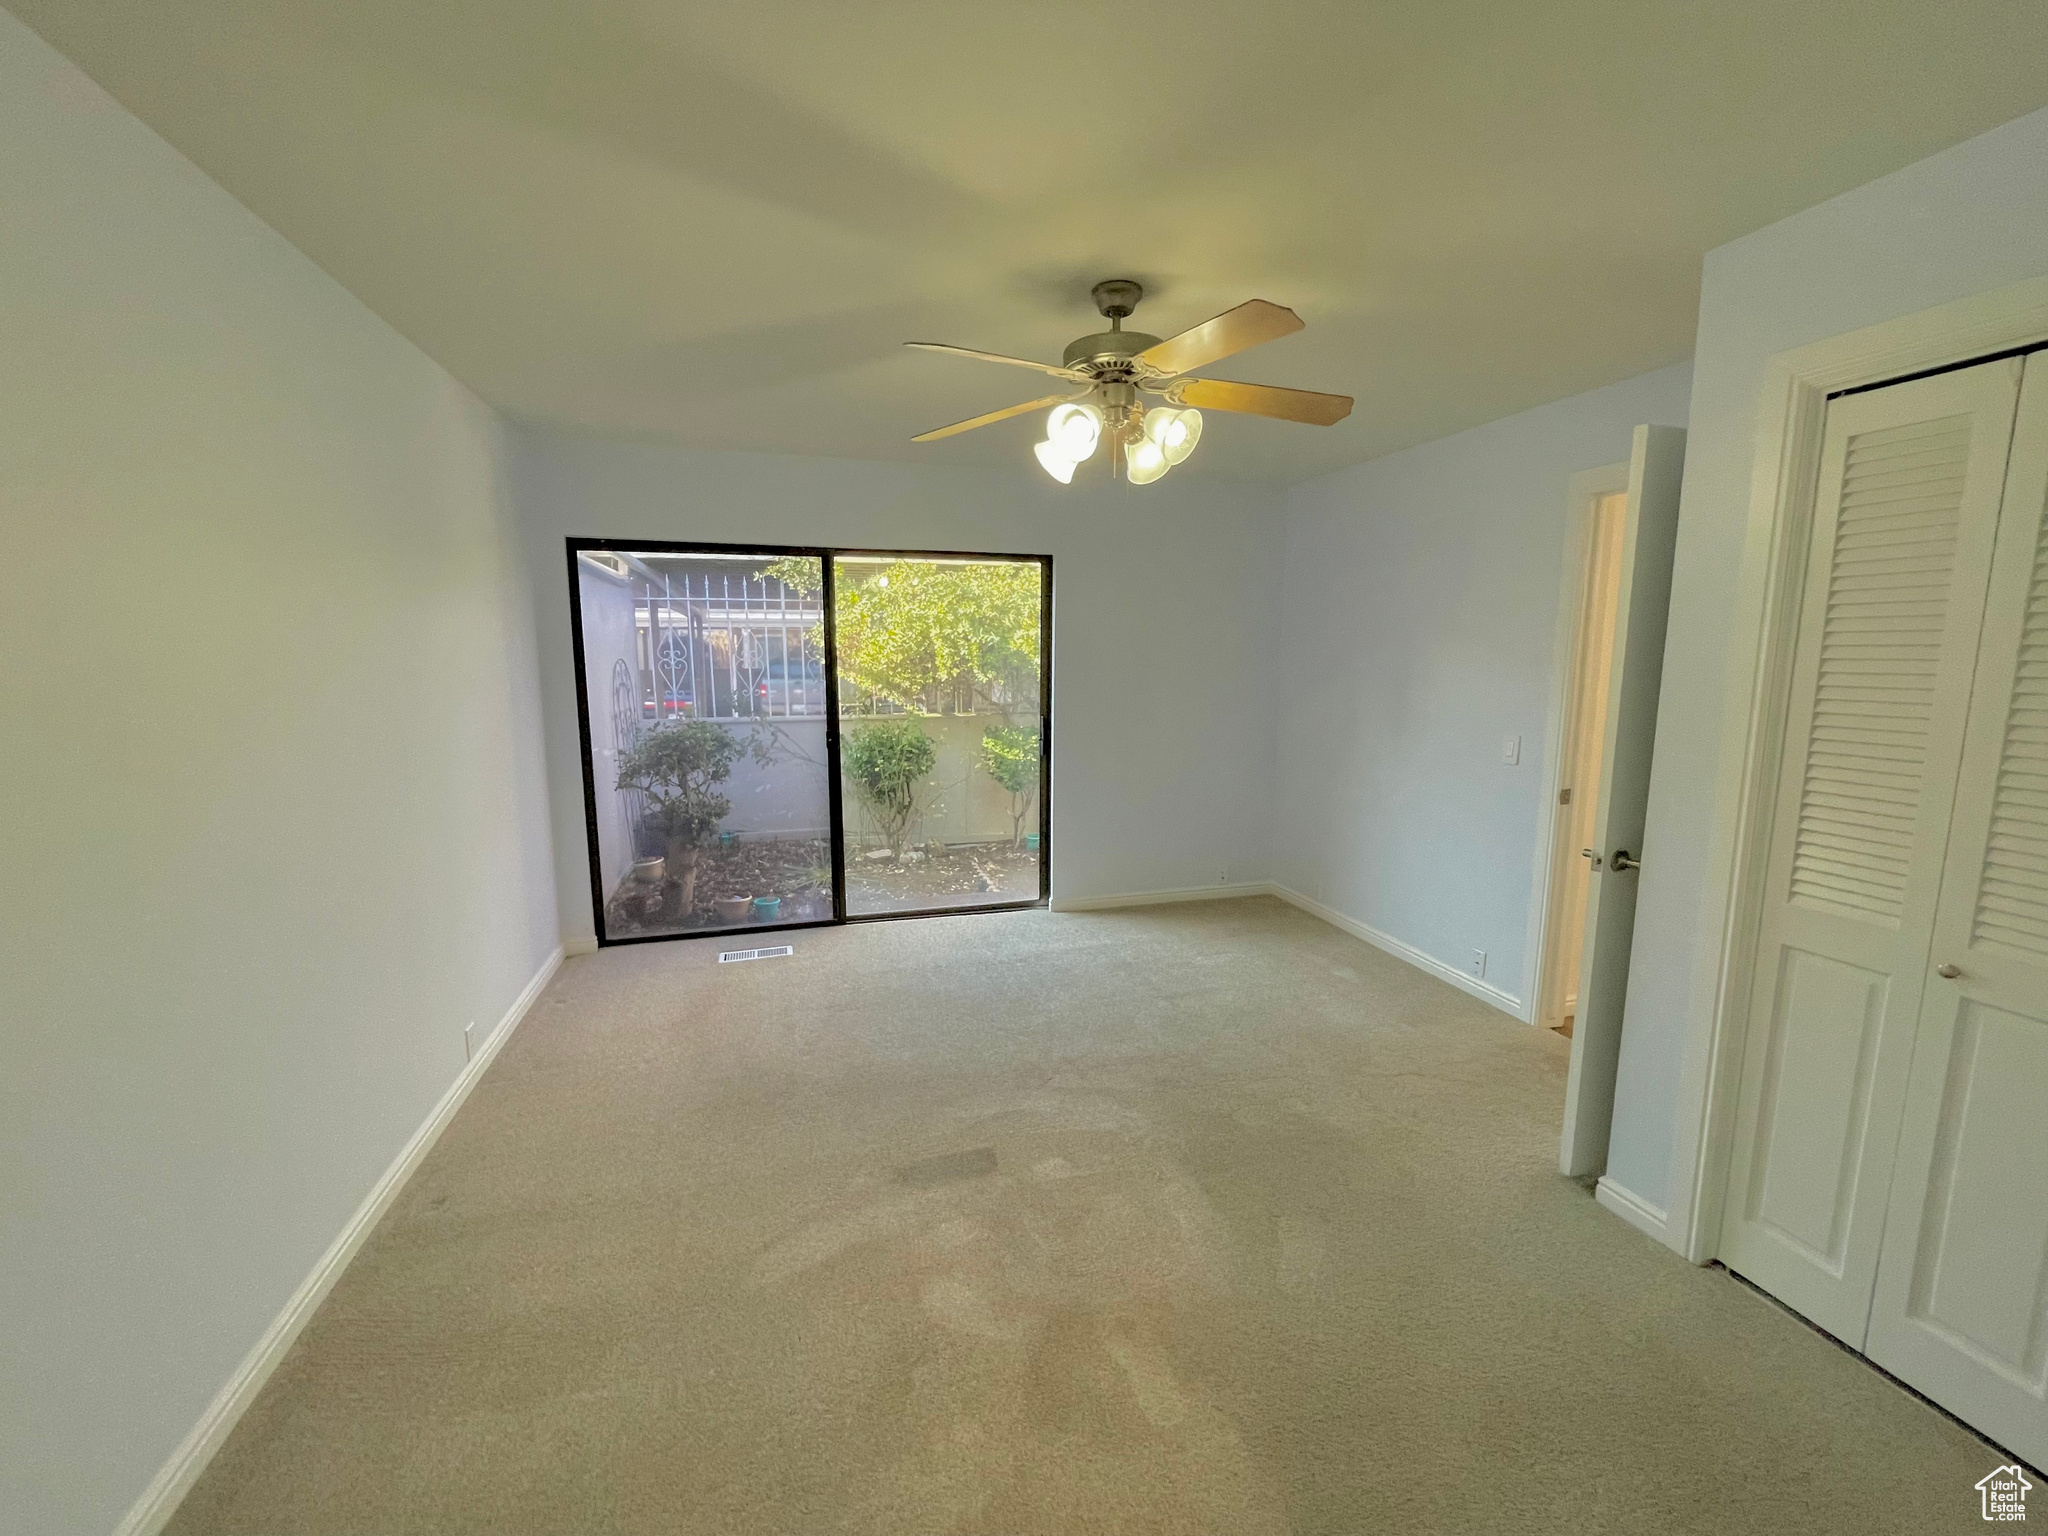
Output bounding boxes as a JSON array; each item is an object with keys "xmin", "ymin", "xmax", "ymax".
[
  {"xmin": 834, "ymin": 554, "xmax": 1047, "ymax": 916},
  {"xmin": 569, "ymin": 548, "xmax": 834, "ymax": 941},
  {"xmin": 568, "ymin": 542, "xmax": 1049, "ymax": 944}
]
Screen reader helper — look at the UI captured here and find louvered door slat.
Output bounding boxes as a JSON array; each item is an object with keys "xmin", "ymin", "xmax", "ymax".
[
  {"xmin": 1834, "ymin": 530, "xmax": 1961, "ymax": 556},
  {"xmin": 1787, "ymin": 419, "xmax": 1971, "ymax": 923},
  {"xmin": 1971, "ymin": 532, "xmax": 2048, "ymax": 960}
]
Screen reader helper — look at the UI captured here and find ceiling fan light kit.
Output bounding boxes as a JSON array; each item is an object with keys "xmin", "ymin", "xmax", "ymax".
[{"xmin": 907, "ymin": 278, "xmax": 1352, "ymax": 485}]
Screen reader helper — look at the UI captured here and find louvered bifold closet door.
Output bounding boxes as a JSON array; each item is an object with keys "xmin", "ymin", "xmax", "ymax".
[
  {"xmin": 1718, "ymin": 358, "xmax": 2023, "ymax": 1345},
  {"xmin": 1867, "ymin": 353, "xmax": 2048, "ymax": 1470}
]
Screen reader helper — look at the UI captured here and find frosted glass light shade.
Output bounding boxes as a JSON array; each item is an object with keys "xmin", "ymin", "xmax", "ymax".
[
  {"xmin": 1143, "ymin": 406, "xmax": 1203, "ymax": 465},
  {"xmin": 1033, "ymin": 437, "xmax": 1078, "ymax": 483},
  {"xmin": 1126, "ymin": 436, "xmax": 1169, "ymax": 485},
  {"xmin": 1045, "ymin": 402, "xmax": 1102, "ymax": 461}
]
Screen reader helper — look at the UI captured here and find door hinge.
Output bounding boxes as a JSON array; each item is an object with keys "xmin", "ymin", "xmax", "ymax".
[{"xmin": 1559, "ymin": 787, "xmax": 1572, "ymax": 805}]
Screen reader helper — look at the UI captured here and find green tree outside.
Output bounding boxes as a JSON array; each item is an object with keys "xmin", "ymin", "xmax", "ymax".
[
  {"xmin": 760, "ymin": 556, "xmax": 1041, "ymax": 720},
  {"xmin": 615, "ymin": 720, "xmax": 768, "ymax": 908},
  {"xmin": 841, "ymin": 717, "xmax": 936, "ymax": 858},
  {"xmin": 976, "ymin": 725, "xmax": 1041, "ymax": 847}
]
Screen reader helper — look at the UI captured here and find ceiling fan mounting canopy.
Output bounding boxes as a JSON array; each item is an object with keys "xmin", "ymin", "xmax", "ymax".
[
  {"xmin": 905, "ymin": 277, "xmax": 1352, "ymax": 481},
  {"xmin": 1090, "ymin": 278, "xmax": 1145, "ymax": 320}
]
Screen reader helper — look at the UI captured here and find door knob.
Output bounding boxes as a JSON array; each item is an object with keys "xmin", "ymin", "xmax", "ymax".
[
  {"xmin": 1609, "ymin": 850, "xmax": 1641, "ymax": 873},
  {"xmin": 1936, "ymin": 963, "xmax": 1962, "ymax": 979}
]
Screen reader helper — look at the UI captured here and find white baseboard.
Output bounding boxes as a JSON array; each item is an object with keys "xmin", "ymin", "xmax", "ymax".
[
  {"xmin": 1595, "ymin": 1175, "xmax": 1673, "ymax": 1246},
  {"xmin": 1050, "ymin": 882, "xmax": 1272, "ymax": 912},
  {"xmin": 112, "ymin": 945, "xmax": 564, "ymax": 1536},
  {"xmin": 562, "ymin": 934, "xmax": 599, "ymax": 956},
  {"xmin": 1266, "ymin": 884, "xmax": 1527, "ymax": 1021}
]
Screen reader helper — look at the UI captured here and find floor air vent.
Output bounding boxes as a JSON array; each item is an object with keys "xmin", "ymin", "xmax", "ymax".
[{"xmin": 718, "ymin": 945, "xmax": 794, "ymax": 964}]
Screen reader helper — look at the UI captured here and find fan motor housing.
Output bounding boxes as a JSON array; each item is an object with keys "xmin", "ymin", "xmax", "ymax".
[{"xmin": 1062, "ymin": 329, "xmax": 1162, "ymax": 379}]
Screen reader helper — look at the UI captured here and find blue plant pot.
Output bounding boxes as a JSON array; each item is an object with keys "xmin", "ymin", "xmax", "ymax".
[
  {"xmin": 1025, "ymin": 833, "xmax": 1041, "ymax": 851},
  {"xmin": 718, "ymin": 831, "xmax": 739, "ymax": 848},
  {"xmin": 750, "ymin": 896, "xmax": 781, "ymax": 921}
]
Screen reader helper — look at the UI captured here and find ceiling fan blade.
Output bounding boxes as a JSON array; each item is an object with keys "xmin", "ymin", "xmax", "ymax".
[
  {"xmin": 905, "ymin": 342, "xmax": 1087, "ymax": 382},
  {"xmin": 1137, "ymin": 300, "xmax": 1304, "ymax": 377},
  {"xmin": 1175, "ymin": 377, "xmax": 1352, "ymax": 425},
  {"xmin": 911, "ymin": 391, "xmax": 1083, "ymax": 443}
]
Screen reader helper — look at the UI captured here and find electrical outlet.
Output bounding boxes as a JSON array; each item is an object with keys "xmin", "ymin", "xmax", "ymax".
[
  {"xmin": 464, "ymin": 1020, "xmax": 477, "ymax": 1062},
  {"xmin": 1470, "ymin": 949, "xmax": 1487, "ymax": 978},
  {"xmin": 1502, "ymin": 734, "xmax": 1521, "ymax": 765}
]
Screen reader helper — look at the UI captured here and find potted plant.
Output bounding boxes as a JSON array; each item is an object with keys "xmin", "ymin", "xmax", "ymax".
[{"xmin": 615, "ymin": 720, "xmax": 764, "ymax": 913}]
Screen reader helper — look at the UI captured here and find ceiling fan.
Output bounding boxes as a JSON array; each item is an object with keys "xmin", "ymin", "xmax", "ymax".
[{"xmin": 906, "ymin": 279, "xmax": 1352, "ymax": 484}]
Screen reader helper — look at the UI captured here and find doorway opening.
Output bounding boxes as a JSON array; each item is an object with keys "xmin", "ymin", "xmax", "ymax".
[
  {"xmin": 566, "ymin": 540, "xmax": 1051, "ymax": 945},
  {"xmin": 1536, "ymin": 470, "xmax": 1630, "ymax": 1038}
]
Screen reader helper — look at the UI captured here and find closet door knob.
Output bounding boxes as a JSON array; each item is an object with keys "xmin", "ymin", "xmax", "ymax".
[{"xmin": 1936, "ymin": 963, "xmax": 1962, "ymax": 979}]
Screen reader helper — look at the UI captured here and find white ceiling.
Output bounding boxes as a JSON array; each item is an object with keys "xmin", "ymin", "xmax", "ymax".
[{"xmin": 11, "ymin": 0, "xmax": 2044, "ymax": 482}]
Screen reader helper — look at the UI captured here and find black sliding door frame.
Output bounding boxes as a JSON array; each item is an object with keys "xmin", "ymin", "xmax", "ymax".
[{"xmin": 565, "ymin": 537, "xmax": 1051, "ymax": 947}]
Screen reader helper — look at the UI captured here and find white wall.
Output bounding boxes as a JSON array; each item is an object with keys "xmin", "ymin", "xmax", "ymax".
[
  {"xmin": 1607, "ymin": 106, "xmax": 2048, "ymax": 1217},
  {"xmin": 0, "ymin": 15, "xmax": 559, "ymax": 1535},
  {"xmin": 1272, "ymin": 364, "xmax": 1693, "ymax": 1014},
  {"xmin": 512, "ymin": 426, "xmax": 1281, "ymax": 941}
]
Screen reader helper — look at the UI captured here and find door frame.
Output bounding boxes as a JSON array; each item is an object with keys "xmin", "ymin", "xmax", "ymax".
[
  {"xmin": 564, "ymin": 537, "xmax": 1054, "ymax": 946},
  {"xmin": 1527, "ymin": 461, "xmax": 1631, "ymax": 1032},
  {"xmin": 1662, "ymin": 274, "xmax": 2048, "ymax": 1265}
]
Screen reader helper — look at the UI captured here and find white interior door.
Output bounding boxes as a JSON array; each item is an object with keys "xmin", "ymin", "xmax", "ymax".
[
  {"xmin": 1541, "ymin": 485, "xmax": 1628, "ymax": 1031},
  {"xmin": 1865, "ymin": 353, "xmax": 2048, "ymax": 1468},
  {"xmin": 1717, "ymin": 358, "xmax": 2023, "ymax": 1344},
  {"xmin": 1560, "ymin": 425, "xmax": 1685, "ymax": 1176}
]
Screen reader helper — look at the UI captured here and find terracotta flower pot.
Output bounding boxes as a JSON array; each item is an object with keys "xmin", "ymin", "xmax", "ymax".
[{"xmin": 713, "ymin": 895, "xmax": 752, "ymax": 925}]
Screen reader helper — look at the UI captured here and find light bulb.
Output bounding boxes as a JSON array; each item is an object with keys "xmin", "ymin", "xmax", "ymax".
[
  {"xmin": 1034, "ymin": 437, "xmax": 1078, "ymax": 484},
  {"xmin": 1143, "ymin": 406, "xmax": 1203, "ymax": 465},
  {"xmin": 1045, "ymin": 402, "xmax": 1102, "ymax": 461},
  {"xmin": 1126, "ymin": 436, "xmax": 1169, "ymax": 485}
]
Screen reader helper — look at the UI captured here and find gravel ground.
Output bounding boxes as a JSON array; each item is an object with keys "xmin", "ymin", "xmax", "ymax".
[
  {"xmin": 605, "ymin": 838, "xmax": 1041, "ymax": 936},
  {"xmin": 846, "ymin": 843, "xmax": 1040, "ymax": 913}
]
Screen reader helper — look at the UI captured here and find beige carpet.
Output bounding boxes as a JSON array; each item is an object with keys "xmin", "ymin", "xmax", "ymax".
[{"xmin": 169, "ymin": 897, "xmax": 2005, "ymax": 1534}]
